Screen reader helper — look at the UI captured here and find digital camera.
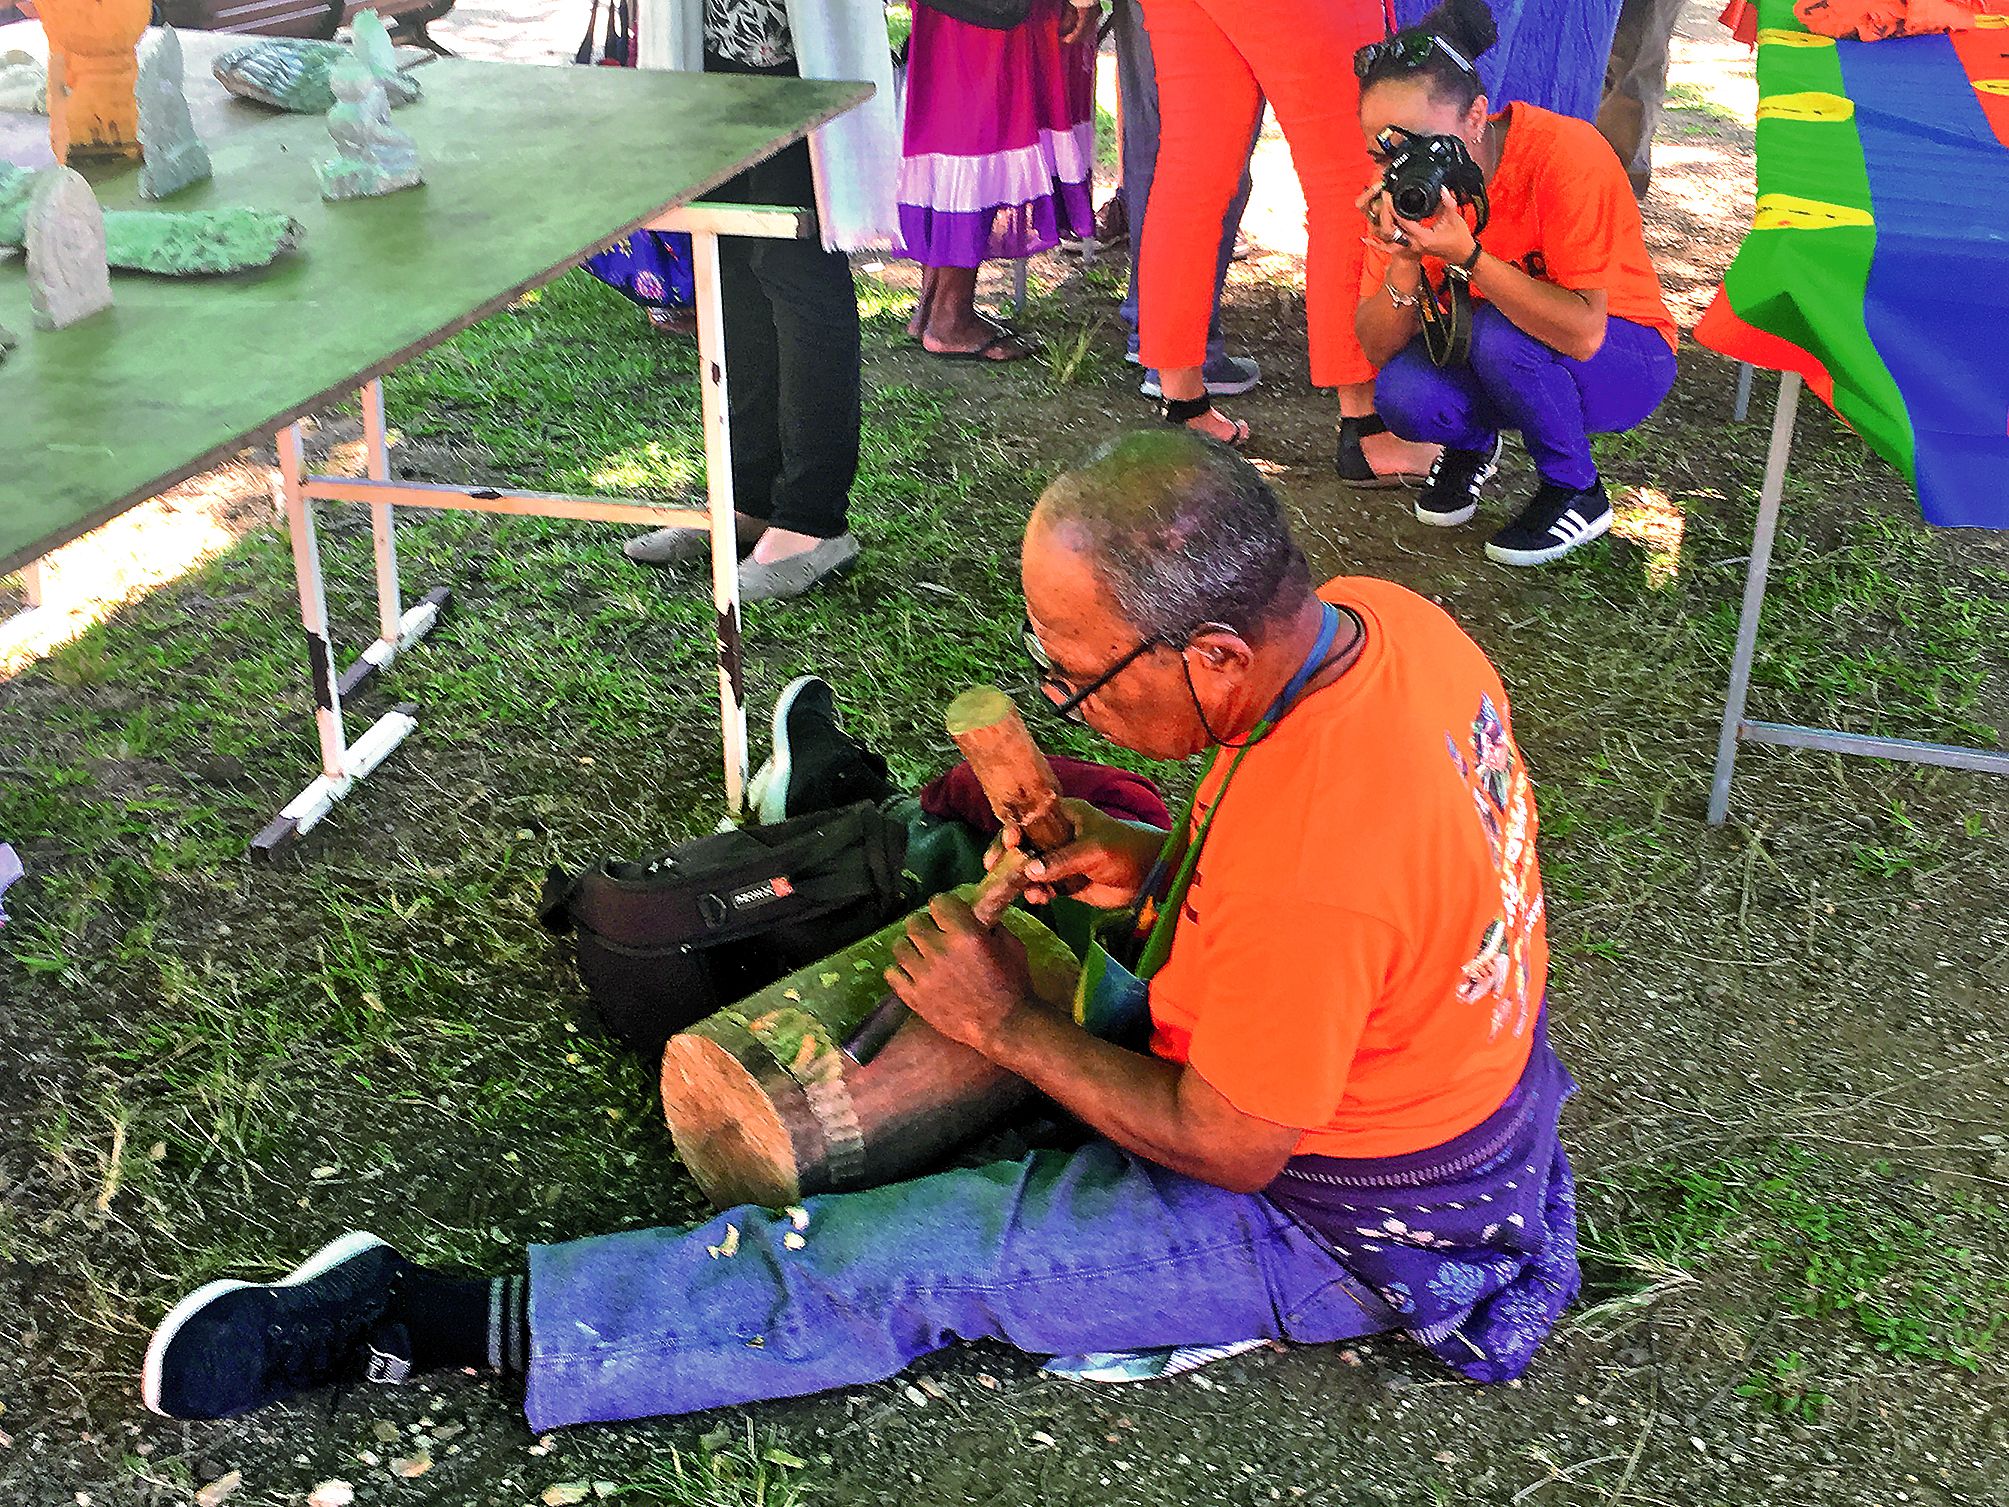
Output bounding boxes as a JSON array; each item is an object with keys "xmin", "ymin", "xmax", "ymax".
[{"xmin": 1377, "ymin": 126, "xmax": 1488, "ymax": 224}]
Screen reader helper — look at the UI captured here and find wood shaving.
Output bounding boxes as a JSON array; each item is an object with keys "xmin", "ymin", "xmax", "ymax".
[
  {"xmin": 706, "ymin": 1223, "xmax": 741, "ymax": 1260},
  {"xmin": 194, "ymin": 1471, "xmax": 242, "ymax": 1506}
]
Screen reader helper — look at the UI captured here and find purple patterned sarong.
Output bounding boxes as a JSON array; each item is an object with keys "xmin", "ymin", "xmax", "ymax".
[{"xmin": 1263, "ymin": 1012, "xmax": 1581, "ymax": 1382}]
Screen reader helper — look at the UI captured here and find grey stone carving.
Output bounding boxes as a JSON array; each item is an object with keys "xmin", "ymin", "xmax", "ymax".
[
  {"xmin": 25, "ymin": 168, "xmax": 113, "ymax": 331},
  {"xmin": 0, "ymin": 49, "xmax": 47, "ymax": 114},
  {"xmin": 138, "ymin": 28, "xmax": 213, "ymax": 201},
  {"xmin": 317, "ymin": 60, "xmax": 423, "ymax": 201},
  {"xmin": 212, "ymin": 22, "xmax": 418, "ymax": 115}
]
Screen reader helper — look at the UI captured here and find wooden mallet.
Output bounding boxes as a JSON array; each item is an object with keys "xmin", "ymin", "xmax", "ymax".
[{"xmin": 843, "ymin": 685, "xmax": 1075, "ymax": 1062}]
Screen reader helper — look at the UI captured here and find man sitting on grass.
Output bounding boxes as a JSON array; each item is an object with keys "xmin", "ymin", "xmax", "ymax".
[{"xmin": 143, "ymin": 432, "xmax": 1580, "ymax": 1431}]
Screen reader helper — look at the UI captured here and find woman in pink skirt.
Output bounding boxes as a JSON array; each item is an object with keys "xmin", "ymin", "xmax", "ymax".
[{"xmin": 899, "ymin": 0, "xmax": 1099, "ymax": 362}]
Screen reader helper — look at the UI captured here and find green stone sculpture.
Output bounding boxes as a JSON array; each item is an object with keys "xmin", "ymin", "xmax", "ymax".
[
  {"xmin": 138, "ymin": 28, "xmax": 213, "ymax": 201},
  {"xmin": 211, "ymin": 13, "xmax": 419, "ymax": 116},
  {"xmin": 317, "ymin": 58, "xmax": 423, "ymax": 201},
  {"xmin": 0, "ymin": 162, "xmax": 301, "ymax": 276}
]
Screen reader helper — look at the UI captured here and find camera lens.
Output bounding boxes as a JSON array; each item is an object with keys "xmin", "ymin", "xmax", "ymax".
[{"xmin": 1393, "ymin": 176, "xmax": 1442, "ymax": 222}]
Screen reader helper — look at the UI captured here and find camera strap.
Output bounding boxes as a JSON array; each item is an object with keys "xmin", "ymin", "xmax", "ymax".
[
  {"xmin": 1419, "ymin": 267, "xmax": 1473, "ymax": 367},
  {"xmin": 1418, "ymin": 185, "xmax": 1489, "ymax": 369}
]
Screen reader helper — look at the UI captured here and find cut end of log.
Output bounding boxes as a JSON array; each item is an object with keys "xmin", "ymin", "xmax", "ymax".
[
  {"xmin": 944, "ymin": 684, "xmax": 1018, "ymax": 738},
  {"xmin": 660, "ymin": 1034, "xmax": 801, "ymax": 1210}
]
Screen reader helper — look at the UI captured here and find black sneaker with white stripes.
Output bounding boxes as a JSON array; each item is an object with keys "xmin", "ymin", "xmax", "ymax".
[
  {"xmin": 1485, "ymin": 478, "xmax": 1613, "ymax": 566},
  {"xmin": 143, "ymin": 1232, "xmax": 417, "ymax": 1420},
  {"xmin": 1415, "ymin": 434, "xmax": 1505, "ymax": 527}
]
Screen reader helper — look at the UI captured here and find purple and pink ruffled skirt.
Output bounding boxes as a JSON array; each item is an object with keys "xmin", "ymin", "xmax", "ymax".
[{"xmin": 896, "ymin": 0, "xmax": 1097, "ymax": 267}]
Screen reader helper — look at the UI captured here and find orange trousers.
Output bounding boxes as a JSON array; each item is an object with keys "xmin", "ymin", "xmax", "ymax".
[{"xmin": 1135, "ymin": 0, "xmax": 1386, "ymax": 389}]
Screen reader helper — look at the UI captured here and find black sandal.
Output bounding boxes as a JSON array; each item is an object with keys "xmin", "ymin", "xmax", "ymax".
[
  {"xmin": 1161, "ymin": 394, "xmax": 1252, "ymax": 448},
  {"xmin": 1336, "ymin": 413, "xmax": 1428, "ymax": 490}
]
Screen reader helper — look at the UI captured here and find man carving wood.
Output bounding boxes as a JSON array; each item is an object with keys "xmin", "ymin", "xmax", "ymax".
[{"xmin": 142, "ymin": 431, "xmax": 1581, "ymax": 1428}]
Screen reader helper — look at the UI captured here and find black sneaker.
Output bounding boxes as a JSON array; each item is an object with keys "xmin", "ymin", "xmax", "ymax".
[
  {"xmin": 1415, "ymin": 434, "xmax": 1505, "ymax": 527},
  {"xmin": 1485, "ymin": 479, "xmax": 1613, "ymax": 566},
  {"xmin": 748, "ymin": 675, "xmax": 895, "ymax": 824},
  {"xmin": 143, "ymin": 1231, "xmax": 416, "ymax": 1420}
]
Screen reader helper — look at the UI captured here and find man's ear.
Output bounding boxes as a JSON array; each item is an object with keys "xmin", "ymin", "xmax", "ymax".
[{"xmin": 1184, "ymin": 623, "xmax": 1257, "ymax": 676}]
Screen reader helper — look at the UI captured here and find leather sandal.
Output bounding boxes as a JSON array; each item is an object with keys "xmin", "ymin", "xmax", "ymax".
[
  {"xmin": 1161, "ymin": 393, "xmax": 1252, "ymax": 448},
  {"xmin": 1336, "ymin": 413, "xmax": 1429, "ymax": 490}
]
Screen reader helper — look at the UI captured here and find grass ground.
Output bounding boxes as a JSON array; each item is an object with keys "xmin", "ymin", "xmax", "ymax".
[{"xmin": 3, "ymin": 29, "xmax": 2008, "ymax": 1507}]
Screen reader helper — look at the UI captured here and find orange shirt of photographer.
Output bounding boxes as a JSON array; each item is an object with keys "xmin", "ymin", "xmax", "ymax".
[{"xmin": 1366, "ymin": 101, "xmax": 1679, "ymax": 352}]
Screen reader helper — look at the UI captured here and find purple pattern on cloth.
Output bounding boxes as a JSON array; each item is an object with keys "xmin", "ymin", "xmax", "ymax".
[{"xmin": 1263, "ymin": 1013, "xmax": 1581, "ymax": 1382}]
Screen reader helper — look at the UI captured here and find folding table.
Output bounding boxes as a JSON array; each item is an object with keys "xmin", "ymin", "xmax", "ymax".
[{"xmin": 0, "ymin": 25, "xmax": 870, "ymax": 851}]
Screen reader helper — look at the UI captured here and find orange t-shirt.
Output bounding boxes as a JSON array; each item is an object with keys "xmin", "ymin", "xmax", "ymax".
[
  {"xmin": 1146, "ymin": 579, "xmax": 1549, "ymax": 1160},
  {"xmin": 1365, "ymin": 102, "xmax": 1678, "ymax": 351}
]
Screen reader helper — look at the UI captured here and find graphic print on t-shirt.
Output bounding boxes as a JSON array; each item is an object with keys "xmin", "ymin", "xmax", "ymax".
[{"xmin": 1446, "ymin": 694, "xmax": 1545, "ymax": 1042}]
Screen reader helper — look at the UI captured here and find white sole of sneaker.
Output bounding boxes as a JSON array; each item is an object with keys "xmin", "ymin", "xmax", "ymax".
[
  {"xmin": 1414, "ymin": 437, "xmax": 1505, "ymax": 529},
  {"xmin": 1485, "ymin": 508, "xmax": 1613, "ymax": 567},
  {"xmin": 141, "ymin": 1230, "xmax": 387, "ymax": 1416},
  {"xmin": 754, "ymin": 675, "xmax": 824, "ymax": 826}
]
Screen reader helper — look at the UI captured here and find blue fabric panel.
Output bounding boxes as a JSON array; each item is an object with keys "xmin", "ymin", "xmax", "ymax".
[{"xmin": 1840, "ymin": 36, "xmax": 2009, "ymax": 528}]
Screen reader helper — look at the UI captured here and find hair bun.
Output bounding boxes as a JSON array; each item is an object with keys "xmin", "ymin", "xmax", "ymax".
[{"xmin": 1417, "ymin": 0, "xmax": 1499, "ymax": 61}]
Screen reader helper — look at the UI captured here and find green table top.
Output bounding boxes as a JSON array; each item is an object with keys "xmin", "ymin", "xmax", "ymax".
[{"xmin": 0, "ymin": 47, "xmax": 869, "ymax": 575}]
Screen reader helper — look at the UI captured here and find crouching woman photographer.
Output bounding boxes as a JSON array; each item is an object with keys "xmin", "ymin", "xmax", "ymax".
[{"xmin": 1353, "ymin": 0, "xmax": 1677, "ymax": 567}]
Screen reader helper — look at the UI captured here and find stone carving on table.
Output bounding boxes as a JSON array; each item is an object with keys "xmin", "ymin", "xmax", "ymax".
[
  {"xmin": 99, "ymin": 208, "xmax": 304, "ymax": 275},
  {"xmin": 0, "ymin": 162, "xmax": 302, "ymax": 276},
  {"xmin": 25, "ymin": 167, "xmax": 113, "ymax": 330},
  {"xmin": 137, "ymin": 28, "xmax": 213, "ymax": 201},
  {"xmin": 212, "ymin": 20, "xmax": 419, "ymax": 115},
  {"xmin": 0, "ymin": 50, "xmax": 49, "ymax": 114},
  {"xmin": 317, "ymin": 59, "xmax": 423, "ymax": 201}
]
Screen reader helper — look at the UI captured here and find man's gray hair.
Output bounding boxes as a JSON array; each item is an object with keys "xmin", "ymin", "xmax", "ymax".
[{"xmin": 1037, "ymin": 430, "xmax": 1313, "ymax": 644}]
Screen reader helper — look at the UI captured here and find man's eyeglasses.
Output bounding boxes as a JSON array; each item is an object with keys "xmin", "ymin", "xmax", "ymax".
[
  {"xmin": 1022, "ymin": 617, "xmax": 1171, "ymax": 725},
  {"xmin": 1353, "ymin": 32, "xmax": 1476, "ymax": 81}
]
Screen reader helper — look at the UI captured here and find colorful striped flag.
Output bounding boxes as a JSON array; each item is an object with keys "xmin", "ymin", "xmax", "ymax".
[{"xmin": 1696, "ymin": 1, "xmax": 2009, "ymax": 525}]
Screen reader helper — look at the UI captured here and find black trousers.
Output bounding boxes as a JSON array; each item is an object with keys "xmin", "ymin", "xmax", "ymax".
[{"xmin": 705, "ymin": 52, "xmax": 862, "ymax": 540}]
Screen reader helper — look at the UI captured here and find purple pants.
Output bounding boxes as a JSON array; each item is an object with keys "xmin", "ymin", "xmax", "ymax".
[{"xmin": 1376, "ymin": 307, "xmax": 1677, "ymax": 489}]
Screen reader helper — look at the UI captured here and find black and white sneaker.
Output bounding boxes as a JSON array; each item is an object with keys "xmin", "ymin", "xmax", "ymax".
[
  {"xmin": 1485, "ymin": 479, "xmax": 1613, "ymax": 566},
  {"xmin": 143, "ymin": 1231, "xmax": 416, "ymax": 1420},
  {"xmin": 747, "ymin": 675, "xmax": 895, "ymax": 825},
  {"xmin": 1414, "ymin": 434, "xmax": 1505, "ymax": 527}
]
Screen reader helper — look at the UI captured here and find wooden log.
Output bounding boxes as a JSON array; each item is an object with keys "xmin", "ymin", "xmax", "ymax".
[{"xmin": 660, "ymin": 886, "xmax": 1081, "ymax": 1210}]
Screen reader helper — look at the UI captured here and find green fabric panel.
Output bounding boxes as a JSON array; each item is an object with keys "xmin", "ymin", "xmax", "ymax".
[
  {"xmin": 0, "ymin": 58, "xmax": 869, "ymax": 575},
  {"xmin": 1721, "ymin": 1, "xmax": 1912, "ymax": 478}
]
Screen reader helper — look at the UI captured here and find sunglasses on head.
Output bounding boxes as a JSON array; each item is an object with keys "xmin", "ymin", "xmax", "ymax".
[{"xmin": 1354, "ymin": 31, "xmax": 1477, "ymax": 81}]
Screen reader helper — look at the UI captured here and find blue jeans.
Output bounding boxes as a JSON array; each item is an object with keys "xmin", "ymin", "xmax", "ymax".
[
  {"xmin": 1376, "ymin": 307, "xmax": 1677, "ymax": 489},
  {"xmin": 524, "ymin": 1141, "xmax": 1394, "ymax": 1429},
  {"xmin": 1112, "ymin": 0, "xmax": 1259, "ymax": 363}
]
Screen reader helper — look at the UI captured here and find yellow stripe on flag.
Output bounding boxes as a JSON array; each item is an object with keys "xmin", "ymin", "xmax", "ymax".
[
  {"xmin": 1757, "ymin": 91, "xmax": 1855, "ymax": 122},
  {"xmin": 1757, "ymin": 28, "xmax": 1837, "ymax": 47},
  {"xmin": 1753, "ymin": 193, "xmax": 1874, "ymax": 231}
]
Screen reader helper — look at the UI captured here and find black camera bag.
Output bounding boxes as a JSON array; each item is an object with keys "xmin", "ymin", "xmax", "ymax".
[{"xmin": 538, "ymin": 802, "xmax": 911, "ymax": 1060}]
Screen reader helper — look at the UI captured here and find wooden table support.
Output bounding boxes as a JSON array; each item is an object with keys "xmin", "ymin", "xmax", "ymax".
[{"xmin": 250, "ymin": 201, "xmax": 810, "ymax": 857}]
